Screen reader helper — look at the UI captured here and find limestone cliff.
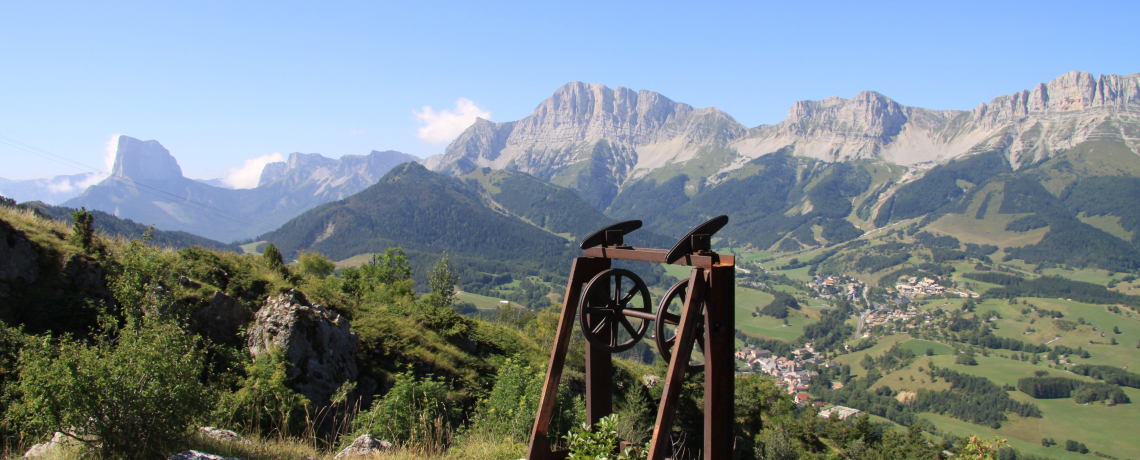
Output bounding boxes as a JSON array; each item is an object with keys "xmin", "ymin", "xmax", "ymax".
[
  {"xmin": 431, "ymin": 71, "xmax": 1140, "ymax": 205},
  {"xmin": 427, "ymin": 82, "xmax": 746, "ymax": 208}
]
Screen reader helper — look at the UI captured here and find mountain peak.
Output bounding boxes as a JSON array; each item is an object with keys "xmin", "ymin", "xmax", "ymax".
[
  {"xmin": 974, "ymin": 70, "xmax": 1140, "ymax": 128},
  {"xmin": 109, "ymin": 136, "xmax": 184, "ymax": 183}
]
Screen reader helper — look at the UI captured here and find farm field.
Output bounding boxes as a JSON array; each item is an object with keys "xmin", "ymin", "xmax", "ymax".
[
  {"xmin": 456, "ymin": 291, "xmax": 525, "ymax": 310},
  {"xmin": 980, "ymin": 297, "xmax": 1140, "ymax": 370},
  {"xmin": 734, "ymin": 286, "xmax": 818, "ymax": 342},
  {"xmin": 838, "ymin": 334, "xmax": 1140, "ymax": 458}
]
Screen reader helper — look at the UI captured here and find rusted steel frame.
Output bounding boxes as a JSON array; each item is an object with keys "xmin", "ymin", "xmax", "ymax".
[
  {"xmin": 527, "ymin": 257, "xmax": 609, "ymax": 460},
  {"xmin": 704, "ymin": 265, "xmax": 735, "ymax": 460},
  {"xmin": 585, "ymin": 268, "xmax": 615, "ymax": 425},
  {"xmin": 581, "ymin": 247, "xmax": 734, "ymax": 269},
  {"xmin": 647, "ymin": 267, "xmax": 706, "ymax": 460}
]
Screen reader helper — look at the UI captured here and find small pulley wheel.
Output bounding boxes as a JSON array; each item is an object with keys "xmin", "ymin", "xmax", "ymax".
[
  {"xmin": 655, "ymin": 279, "xmax": 705, "ymax": 373},
  {"xmin": 579, "ymin": 268, "xmax": 653, "ymax": 353}
]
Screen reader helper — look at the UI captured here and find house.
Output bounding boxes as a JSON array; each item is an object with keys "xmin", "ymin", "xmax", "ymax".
[
  {"xmin": 795, "ymin": 393, "xmax": 812, "ymax": 404},
  {"xmin": 818, "ymin": 405, "xmax": 861, "ymax": 420}
]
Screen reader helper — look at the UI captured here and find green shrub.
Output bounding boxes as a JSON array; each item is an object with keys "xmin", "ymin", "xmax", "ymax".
[
  {"xmin": 566, "ymin": 414, "xmax": 645, "ymax": 460},
  {"xmin": 214, "ymin": 347, "xmax": 312, "ymax": 437},
  {"xmin": 297, "ymin": 250, "xmax": 336, "ymax": 278},
  {"xmin": 464, "ymin": 358, "xmax": 581, "ymax": 444},
  {"xmin": 109, "ymin": 231, "xmax": 175, "ymax": 315},
  {"xmin": 339, "ymin": 248, "xmax": 414, "ymax": 298},
  {"xmin": 350, "ymin": 372, "xmax": 459, "ymax": 449},
  {"xmin": 68, "ymin": 207, "xmax": 97, "ymax": 254},
  {"xmin": 7, "ymin": 314, "xmax": 209, "ymax": 459},
  {"xmin": 263, "ymin": 242, "xmax": 284, "ymax": 268}
]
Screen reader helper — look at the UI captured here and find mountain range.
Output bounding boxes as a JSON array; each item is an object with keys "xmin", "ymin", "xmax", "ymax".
[
  {"xmin": 57, "ymin": 136, "xmax": 418, "ymax": 242},
  {"xmin": 0, "ymin": 173, "xmax": 101, "ymax": 205},
  {"xmin": 426, "ymin": 71, "xmax": 1139, "ymax": 211},
  {"xmin": 5, "ymin": 71, "xmax": 1139, "ymax": 279}
]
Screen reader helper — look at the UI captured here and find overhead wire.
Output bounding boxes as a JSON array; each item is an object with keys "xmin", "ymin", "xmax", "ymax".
[{"xmin": 0, "ymin": 134, "xmax": 278, "ymax": 234}]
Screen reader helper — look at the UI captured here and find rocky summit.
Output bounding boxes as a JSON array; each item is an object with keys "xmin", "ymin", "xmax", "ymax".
[
  {"xmin": 62, "ymin": 136, "xmax": 418, "ymax": 242},
  {"xmin": 428, "ymin": 71, "xmax": 1140, "ymax": 210}
]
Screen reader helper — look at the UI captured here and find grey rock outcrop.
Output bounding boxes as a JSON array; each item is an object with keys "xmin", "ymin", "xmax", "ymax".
[
  {"xmin": 333, "ymin": 434, "xmax": 393, "ymax": 458},
  {"xmin": 190, "ymin": 291, "xmax": 247, "ymax": 345},
  {"xmin": 23, "ymin": 432, "xmax": 81, "ymax": 458},
  {"xmin": 168, "ymin": 451, "xmax": 244, "ymax": 460},
  {"xmin": 246, "ymin": 290, "xmax": 359, "ymax": 407},
  {"xmin": 198, "ymin": 427, "xmax": 250, "ymax": 444}
]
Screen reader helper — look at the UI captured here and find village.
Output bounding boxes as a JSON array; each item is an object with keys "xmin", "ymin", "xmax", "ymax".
[
  {"xmin": 808, "ymin": 275, "xmax": 865, "ymax": 302},
  {"xmin": 734, "ymin": 344, "xmax": 863, "ymax": 420},
  {"xmin": 894, "ymin": 276, "xmax": 979, "ymax": 299}
]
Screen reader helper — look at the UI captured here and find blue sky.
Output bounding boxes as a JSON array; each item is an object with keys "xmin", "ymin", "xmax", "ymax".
[{"xmin": 2, "ymin": 0, "xmax": 1138, "ymax": 183}]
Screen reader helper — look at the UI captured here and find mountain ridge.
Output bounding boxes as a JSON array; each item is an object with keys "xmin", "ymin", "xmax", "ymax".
[
  {"xmin": 430, "ymin": 71, "xmax": 1140, "ymax": 212},
  {"xmin": 63, "ymin": 136, "xmax": 418, "ymax": 242}
]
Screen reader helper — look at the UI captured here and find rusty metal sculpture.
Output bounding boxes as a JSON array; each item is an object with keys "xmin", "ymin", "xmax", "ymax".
[{"xmin": 526, "ymin": 215, "xmax": 735, "ymax": 460}]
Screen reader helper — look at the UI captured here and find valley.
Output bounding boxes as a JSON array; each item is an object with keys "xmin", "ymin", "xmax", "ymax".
[{"xmin": 2, "ymin": 69, "xmax": 1140, "ymax": 459}]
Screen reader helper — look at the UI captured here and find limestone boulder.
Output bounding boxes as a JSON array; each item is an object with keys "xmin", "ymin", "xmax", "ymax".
[
  {"xmin": 168, "ymin": 451, "xmax": 244, "ymax": 460},
  {"xmin": 247, "ymin": 290, "xmax": 359, "ymax": 407},
  {"xmin": 334, "ymin": 434, "xmax": 393, "ymax": 458},
  {"xmin": 198, "ymin": 426, "xmax": 250, "ymax": 444}
]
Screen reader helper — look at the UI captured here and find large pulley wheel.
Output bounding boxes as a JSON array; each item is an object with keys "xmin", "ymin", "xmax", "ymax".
[
  {"xmin": 579, "ymin": 268, "xmax": 653, "ymax": 353},
  {"xmin": 655, "ymin": 279, "xmax": 706, "ymax": 373}
]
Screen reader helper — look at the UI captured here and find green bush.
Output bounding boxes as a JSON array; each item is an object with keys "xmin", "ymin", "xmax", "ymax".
[
  {"xmin": 566, "ymin": 414, "xmax": 645, "ymax": 460},
  {"xmin": 263, "ymin": 242, "xmax": 284, "ymax": 269},
  {"xmin": 464, "ymin": 358, "xmax": 580, "ymax": 444},
  {"xmin": 350, "ymin": 372, "xmax": 460, "ymax": 448},
  {"xmin": 7, "ymin": 314, "xmax": 209, "ymax": 459},
  {"xmin": 297, "ymin": 250, "xmax": 336, "ymax": 278},
  {"xmin": 68, "ymin": 207, "xmax": 97, "ymax": 254},
  {"xmin": 109, "ymin": 232, "xmax": 175, "ymax": 315},
  {"xmin": 214, "ymin": 347, "xmax": 312, "ymax": 437}
]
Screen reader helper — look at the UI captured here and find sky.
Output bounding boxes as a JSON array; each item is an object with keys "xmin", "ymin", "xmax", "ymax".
[{"xmin": 2, "ymin": 0, "xmax": 1138, "ymax": 185}]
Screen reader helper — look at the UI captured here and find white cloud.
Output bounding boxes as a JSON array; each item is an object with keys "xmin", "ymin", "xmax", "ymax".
[
  {"xmin": 221, "ymin": 152, "xmax": 285, "ymax": 189},
  {"xmin": 76, "ymin": 172, "xmax": 103, "ymax": 189},
  {"xmin": 47, "ymin": 177, "xmax": 77, "ymax": 194},
  {"xmin": 413, "ymin": 98, "xmax": 490, "ymax": 145}
]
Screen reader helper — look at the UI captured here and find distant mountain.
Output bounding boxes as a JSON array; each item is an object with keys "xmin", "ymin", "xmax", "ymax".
[
  {"xmin": 63, "ymin": 136, "xmax": 418, "ymax": 242},
  {"xmin": 423, "ymin": 82, "xmax": 745, "ymax": 209},
  {"xmin": 429, "ymin": 71, "xmax": 1139, "ymax": 211},
  {"xmin": 255, "ymin": 162, "xmax": 678, "ymax": 295},
  {"xmin": 421, "ymin": 71, "xmax": 1140, "ymax": 273},
  {"xmin": 0, "ymin": 173, "xmax": 101, "ymax": 205},
  {"xmin": 255, "ymin": 162, "xmax": 575, "ymax": 286},
  {"xmin": 194, "ymin": 178, "xmax": 231, "ymax": 188}
]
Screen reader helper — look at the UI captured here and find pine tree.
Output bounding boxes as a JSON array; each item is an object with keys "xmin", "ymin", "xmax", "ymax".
[
  {"xmin": 262, "ymin": 242, "xmax": 284, "ymax": 268},
  {"xmin": 69, "ymin": 207, "xmax": 96, "ymax": 253},
  {"xmin": 428, "ymin": 253, "xmax": 459, "ymax": 310}
]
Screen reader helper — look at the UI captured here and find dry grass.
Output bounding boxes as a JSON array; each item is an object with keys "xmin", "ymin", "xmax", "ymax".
[{"xmin": 2, "ymin": 430, "xmax": 527, "ymax": 460}]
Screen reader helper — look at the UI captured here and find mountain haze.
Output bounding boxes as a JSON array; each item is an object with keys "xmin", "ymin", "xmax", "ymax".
[{"xmin": 63, "ymin": 136, "xmax": 418, "ymax": 242}]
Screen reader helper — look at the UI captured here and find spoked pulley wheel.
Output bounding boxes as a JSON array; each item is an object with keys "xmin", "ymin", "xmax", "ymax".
[
  {"xmin": 655, "ymin": 279, "xmax": 706, "ymax": 373},
  {"xmin": 578, "ymin": 268, "xmax": 654, "ymax": 353}
]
